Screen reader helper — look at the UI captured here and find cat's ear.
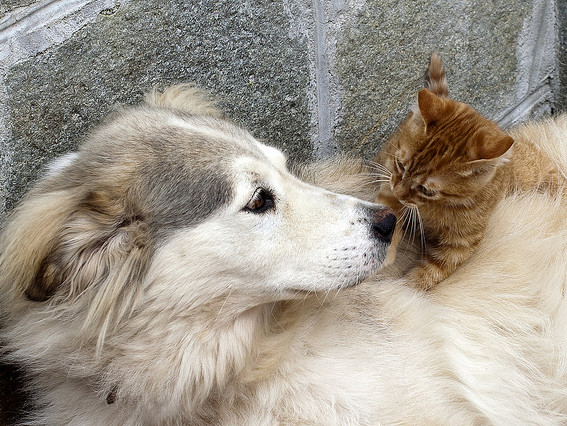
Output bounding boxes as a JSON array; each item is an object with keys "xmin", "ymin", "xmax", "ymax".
[
  {"xmin": 459, "ymin": 159, "xmax": 500, "ymax": 185},
  {"xmin": 463, "ymin": 134, "xmax": 514, "ymax": 183},
  {"xmin": 475, "ymin": 133, "xmax": 514, "ymax": 161},
  {"xmin": 417, "ymin": 89, "xmax": 446, "ymax": 127}
]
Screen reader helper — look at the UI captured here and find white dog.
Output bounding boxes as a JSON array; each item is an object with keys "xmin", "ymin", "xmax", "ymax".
[
  {"xmin": 1, "ymin": 86, "xmax": 567, "ymax": 424},
  {"xmin": 0, "ymin": 86, "xmax": 396, "ymax": 424}
]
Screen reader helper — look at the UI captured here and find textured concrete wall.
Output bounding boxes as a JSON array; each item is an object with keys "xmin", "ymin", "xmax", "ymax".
[
  {"xmin": 558, "ymin": 0, "xmax": 567, "ymax": 113},
  {"xmin": 0, "ymin": 0, "xmax": 563, "ymax": 222}
]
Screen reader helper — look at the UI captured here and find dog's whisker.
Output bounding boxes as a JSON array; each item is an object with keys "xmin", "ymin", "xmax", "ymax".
[
  {"xmin": 269, "ymin": 301, "xmax": 277, "ymax": 320},
  {"xmin": 303, "ymin": 290, "xmax": 314, "ymax": 303},
  {"xmin": 332, "ymin": 286, "xmax": 343, "ymax": 302},
  {"xmin": 216, "ymin": 287, "xmax": 236, "ymax": 321},
  {"xmin": 321, "ymin": 288, "xmax": 332, "ymax": 305},
  {"xmin": 291, "ymin": 289, "xmax": 304, "ymax": 301}
]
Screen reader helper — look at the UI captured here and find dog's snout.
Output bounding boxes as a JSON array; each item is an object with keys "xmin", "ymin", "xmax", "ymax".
[{"xmin": 370, "ymin": 207, "xmax": 396, "ymax": 243}]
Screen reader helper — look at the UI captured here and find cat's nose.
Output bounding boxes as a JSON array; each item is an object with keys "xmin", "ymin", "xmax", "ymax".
[
  {"xmin": 392, "ymin": 184, "xmax": 409, "ymax": 200},
  {"xmin": 369, "ymin": 207, "xmax": 396, "ymax": 243}
]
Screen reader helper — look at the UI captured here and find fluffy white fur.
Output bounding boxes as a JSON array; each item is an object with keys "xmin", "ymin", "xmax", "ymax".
[
  {"xmin": 0, "ymin": 85, "xmax": 393, "ymax": 424},
  {"xmin": 1, "ymin": 84, "xmax": 567, "ymax": 424}
]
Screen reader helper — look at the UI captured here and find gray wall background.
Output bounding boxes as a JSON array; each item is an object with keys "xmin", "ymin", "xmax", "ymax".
[{"xmin": 0, "ymin": 0, "xmax": 565, "ymax": 223}]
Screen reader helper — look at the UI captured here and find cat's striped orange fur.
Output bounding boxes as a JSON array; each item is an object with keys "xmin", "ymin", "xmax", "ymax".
[{"xmin": 375, "ymin": 53, "xmax": 565, "ymax": 290}]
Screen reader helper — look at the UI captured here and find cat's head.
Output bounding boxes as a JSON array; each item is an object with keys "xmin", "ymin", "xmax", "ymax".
[{"xmin": 388, "ymin": 88, "xmax": 514, "ymax": 208}]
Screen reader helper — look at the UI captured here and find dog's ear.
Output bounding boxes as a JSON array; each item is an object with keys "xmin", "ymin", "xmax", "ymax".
[
  {"xmin": 0, "ymin": 191, "xmax": 75, "ymax": 305},
  {"xmin": 1, "ymin": 189, "xmax": 152, "ymax": 321}
]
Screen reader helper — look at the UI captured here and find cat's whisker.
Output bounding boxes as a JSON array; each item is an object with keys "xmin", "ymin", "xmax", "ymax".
[
  {"xmin": 362, "ymin": 172, "xmax": 391, "ymax": 181},
  {"xmin": 399, "ymin": 207, "xmax": 410, "ymax": 224},
  {"xmin": 357, "ymin": 179, "xmax": 383, "ymax": 189},
  {"xmin": 414, "ymin": 206, "xmax": 427, "ymax": 255},
  {"xmin": 399, "ymin": 208, "xmax": 412, "ymax": 246},
  {"xmin": 367, "ymin": 172, "xmax": 392, "ymax": 182},
  {"xmin": 367, "ymin": 161, "xmax": 393, "ymax": 176},
  {"xmin": 400, "ymin": 210, "xmax": 408, "ymax": 228},
  {"xmin": 364, "ymin": 171, "xmax": 391, "ymax": 178},
  {"xmin": 405, "ymin": 207, "xmax": 414, "ymax": 243},
  {"xmin": 408, "ymin": 207, "xmax": 418, "ymax": 245},
  {"xmin": 400, "ymin": 207, "xmax": 418, "ymax": 256}
]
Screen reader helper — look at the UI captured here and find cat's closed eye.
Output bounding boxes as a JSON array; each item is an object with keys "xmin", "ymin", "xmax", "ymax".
[
  {"xmin": 395, "ymin": 158, "xmax": 405, "ymax": 173},
  {"xmin": 417, "ymin": 185, "xmax": 436, "ymax": 197}
]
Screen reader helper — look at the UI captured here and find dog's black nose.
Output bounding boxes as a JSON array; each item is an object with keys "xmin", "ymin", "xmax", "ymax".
[{"xmin": 370, "ymin": 207, "xmax": 396, "ymax": 243}]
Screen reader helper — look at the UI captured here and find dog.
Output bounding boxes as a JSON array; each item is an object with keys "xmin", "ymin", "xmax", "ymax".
[
  {"xmin": 0, "ymin": 85, "xmax": 397, "ymax": 424},
  {"xmin": 2, "ymin": 86, "xmax": 567, "ymax": 425}
]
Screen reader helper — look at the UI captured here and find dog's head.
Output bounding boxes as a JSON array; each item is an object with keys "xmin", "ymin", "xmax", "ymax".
[{"xmin": 0, "ymin": 85, "xmax": 395, "ymax": 336}]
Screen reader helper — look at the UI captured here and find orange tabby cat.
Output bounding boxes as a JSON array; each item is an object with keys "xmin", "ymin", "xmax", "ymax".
[{"xmin": 375, "ymin": 53, "xmax": 565, "ymax": 290}]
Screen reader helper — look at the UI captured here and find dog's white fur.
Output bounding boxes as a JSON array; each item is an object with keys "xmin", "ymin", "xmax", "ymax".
[
  {"xmin": 1, "ymin": 85, "xmax": 567, "ymax": 424},
  {"xmin": 0, "ymin": 86, "xmax": 394, "ymax": 424}
]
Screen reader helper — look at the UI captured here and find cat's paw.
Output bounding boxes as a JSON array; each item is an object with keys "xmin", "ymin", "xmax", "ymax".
[{"xmin": 406, "ymin": 263, "xmax": 447, "ymax": 291}]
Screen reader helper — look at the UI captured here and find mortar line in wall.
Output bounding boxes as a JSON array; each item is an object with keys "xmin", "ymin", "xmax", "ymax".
[
  {"xmin": 497, "ymin": 0, "xmax": 556, "ymax": 128},
  {"xmin": 0, "ymin": 0, "xmax": 90, "ymax": 42},
  {"xmin": 312, "ymin": 0, "xmax": 333, "ymax": 157},
  {"xmin": 496, "ymin": 83, "xmax": 552, "ymax": 129},
  {"xmin": 0, "ymin": 0, "xmax": 126, "ymax": 69},
  {"xmin": 0, "ymin": 75, "xmax": 13, "ymax": 218},
  {"xmin": 527, "ymin": 0, "xmax": 554, "ymax": 92}
]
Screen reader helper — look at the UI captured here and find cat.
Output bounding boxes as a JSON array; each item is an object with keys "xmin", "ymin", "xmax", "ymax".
[{"xmin": 374, "ymin": 53, "xmax": 565, "ymax": 290}]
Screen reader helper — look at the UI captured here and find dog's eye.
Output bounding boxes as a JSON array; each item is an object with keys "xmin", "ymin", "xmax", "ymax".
[
  {"xmin": 417, "ymin": 185, "xmax": 436, "ymax": 197},
  {"xmin": 244, "ymin": 188, "xmax": 275, "ymax": 214}
]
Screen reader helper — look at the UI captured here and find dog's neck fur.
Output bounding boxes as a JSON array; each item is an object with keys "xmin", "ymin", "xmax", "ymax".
[{"xmin": 186, "ymin": 296, "xmax": 327, "ymax": 421}]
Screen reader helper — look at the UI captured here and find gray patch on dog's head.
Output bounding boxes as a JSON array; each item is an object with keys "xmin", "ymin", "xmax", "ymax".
[
  {"xmin": 63, "ymin": 107, "xmax": 264, "ymax": 239},
  {"xmin": 135, "ymin": 129, "xmax": 234, "ymax": 233}
]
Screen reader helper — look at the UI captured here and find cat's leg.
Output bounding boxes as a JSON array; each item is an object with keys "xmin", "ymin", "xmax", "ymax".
[
  {"xmin": 406, "ymin": 241, "xmax": 478, "ymax": 290},
  {"xmin": 406, "ymin": 260, "xmax": 448, "ymax": 290}
]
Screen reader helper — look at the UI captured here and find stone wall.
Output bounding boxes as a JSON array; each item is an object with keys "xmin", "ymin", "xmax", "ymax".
[
  {"xmin": 0, "ymin": 0, "xmax": 563, "ymax": 213},
  {"xmin": 558, "ymin": 0, "xmax": 567, "ymax": 112},
  {"xmin": 0, "ymin": 1, "xmax": 563, "ymax": 222}
]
